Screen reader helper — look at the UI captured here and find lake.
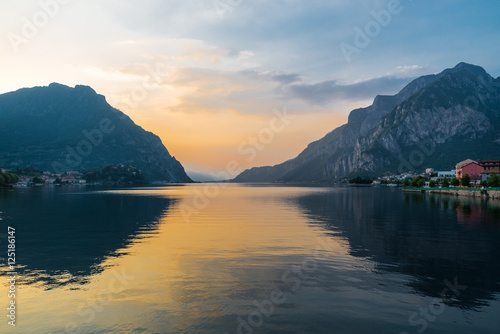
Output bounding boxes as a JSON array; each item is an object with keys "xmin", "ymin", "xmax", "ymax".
[{"xmin": 1, "ymin": 184, "xmax": 500, "ymax": 333}]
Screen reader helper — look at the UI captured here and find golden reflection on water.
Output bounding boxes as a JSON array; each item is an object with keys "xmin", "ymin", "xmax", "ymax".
[{"xmin": 1, "ymin": 185, "xmax": 351, "ymax": 333}]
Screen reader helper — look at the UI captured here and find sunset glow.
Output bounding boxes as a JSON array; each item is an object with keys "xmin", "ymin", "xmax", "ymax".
[{"xmin": 1, "ymin": 0, "xmax": 499, "ymax": 174}]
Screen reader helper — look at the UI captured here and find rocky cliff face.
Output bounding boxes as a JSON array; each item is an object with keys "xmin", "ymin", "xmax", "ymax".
[
  {"xmin": 235, "ymin": 63, "xmax": 500, "ymax": 182},
  {"xmin": 0, "ymin": 83, "xmax": 192, "ymax": 182}
]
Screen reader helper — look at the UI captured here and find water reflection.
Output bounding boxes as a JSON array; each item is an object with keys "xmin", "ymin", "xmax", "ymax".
[
  {"xmin": 1, "ymin": 185, "xmax": 499, "ymax": 333},
  {"xmin": 294, "ymin": 187, "xmax": 500, "ymax": 310},
  {"xmin": 0, "ymin": 186, "xmax": 172, "ymax": 288},
  {"xmin": 448, "ymin": 197, "xmax": 500, "ymax": 224}
]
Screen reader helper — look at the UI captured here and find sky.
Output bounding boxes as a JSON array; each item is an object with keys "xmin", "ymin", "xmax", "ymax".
[{"xmin": 1, "ymin": 0, "xmax": 500, "ymax": 177}]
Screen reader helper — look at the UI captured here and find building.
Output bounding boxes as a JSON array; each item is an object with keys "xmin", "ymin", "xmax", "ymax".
[
  {"xmin": 437, "ymin": 170, "xmax": 455, "ymax": 178},
  {"xmin": 62, "ymin": 176, "xmax": 78, "ymax": 184},
  {"xmin": 455, "ymin": 159, "xmax": 484, "ymax": 180},
  {"xmin": 478, "ymin": 160, "xmax": 500, "ymax": 181},
  {"xmin": 16, "ymin": 176, "xmax": 31, "ymax": 186},
  {"xmin": 478, "ymin": 160, "xmax": 500, "ymax": 173},
  {"xmin": 425, "ymin": 168, "xmax": 435, "ymax": 175}
]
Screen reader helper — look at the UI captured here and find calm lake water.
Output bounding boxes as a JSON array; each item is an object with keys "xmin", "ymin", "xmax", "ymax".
[{"xmin": 1, "ymin": 184, "xmax": 500, "ymax": 334}]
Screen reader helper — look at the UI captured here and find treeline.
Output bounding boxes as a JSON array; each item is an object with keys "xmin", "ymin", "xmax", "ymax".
[
  {"xmin": 0, "ymin": 172, "xmax": 19, "ymax": 187},
  {"xmin": 349, "ymin": 177, "xmax": 373, "ymax": 185},
  {"xmin": 403, "ymin": 172, "xmax": 500, "ymax": 188},
  {"xmin": 84, "ymin": 164, "xmax": 148, "ymax": 186},
  {"xmin": 12, "ymin": 167, "xmax": 44, "ymax": 176}
]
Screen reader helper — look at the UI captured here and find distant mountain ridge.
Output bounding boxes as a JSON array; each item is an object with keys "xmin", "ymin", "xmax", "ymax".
[
  {"xmin": 0, "ymin": 83, "xmax": 192, "ymax": 182},
  {"xmin": 234, "ymin": 63, "xmax": 500, "ymax": 182}
]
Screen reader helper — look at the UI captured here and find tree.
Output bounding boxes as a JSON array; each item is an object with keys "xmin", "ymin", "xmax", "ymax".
[
  {"xmin": 349, "ymin": 177, "xmax": 373, "ymax": 185},
  {"xmin": 460, "ymin": 174, "xmax": 471, "ymax": 187},
  {"xmin": 403, "ymin": 177, "xmax": 411, "ymax": 187},
  {"xmin": 32, "ymin": 176, "xmax": 45, "ymax": 184},
  {"xmin": 1, "ymin": 173, "xmax": 11, "ymax": 183},
  {"xmin": 451, "ymin": 177, "xmax": 460, "ymax": 187},
  {"xmin": 480, "ymin": 180, "xmax": 488, "ymax": 187},
  {"xmin": 417, "ymin": 178, "xmax": 426, "ymax": 188},
  {"xmin": 10, "ymin": 173, "xmax": 19, "ymax": 183},
  {"xmin": 487, "ymin": 171, "xmax": 500, "ymax": 188},
  {"xmin": 429, "ymin": 180, "xmax": 436, "ymax": 188},
  {"xmin": 1, "ymin": 172, "xmax": 19, "ymax": 184},
  {"xmin": 442, "ymin": 177, "xmax": 450, "ymax": 188},
  {"xmin": 411, "ymin": 177, "xmax": 420, "ymax": 187},
  {"xmin": 0, "ymin": 174, "xmax": 4, "ymax": 186}
]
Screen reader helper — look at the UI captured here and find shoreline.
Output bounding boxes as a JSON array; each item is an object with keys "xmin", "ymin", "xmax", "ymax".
[{"xmin": 402, "ymin": 187, "xmax": 500, "ymax": 199}]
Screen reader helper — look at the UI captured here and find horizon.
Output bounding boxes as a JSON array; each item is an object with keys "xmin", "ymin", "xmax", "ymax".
[{"xmin": 1, "ymin": 1, "xmax": 500, "ymax": 177}]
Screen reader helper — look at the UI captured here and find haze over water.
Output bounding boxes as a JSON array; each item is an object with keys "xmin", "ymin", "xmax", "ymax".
[{"xmin": 1, "ymin": 185, "xmax": 499, "ymax": 333}]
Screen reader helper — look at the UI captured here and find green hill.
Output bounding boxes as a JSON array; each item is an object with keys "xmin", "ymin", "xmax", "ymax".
[{"xmin": 0, "ymin": 83, "xmax": 192, "ymax": 183}]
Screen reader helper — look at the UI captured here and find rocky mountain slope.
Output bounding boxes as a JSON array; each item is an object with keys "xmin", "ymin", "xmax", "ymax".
[
  {"xmin": 0, "ymin": 83, "xmax": 192, "ymax": 182},
  {"xmin": 234, "ymin": 63, "xmax": 500, "ymax": 182}
]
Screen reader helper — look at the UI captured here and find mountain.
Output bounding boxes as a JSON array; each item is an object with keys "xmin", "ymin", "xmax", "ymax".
[
  {"xmin": 185, "ymin": 170, "xmax": 224, "ymax": 182},
  {"xmin": 0, "ymin": 83, "xmax": 192, "ymax": 182},
  {"xmin": 234, "ymin": 63, "xmax": 500, "ymax": 182}
]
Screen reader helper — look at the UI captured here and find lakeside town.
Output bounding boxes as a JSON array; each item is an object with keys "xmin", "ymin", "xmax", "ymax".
[
  {"xmin": 0, "ymin": 164, "xmax": 147, "ymax": 187},
  {"xmin": 15, "ymin": 169, "xmax": 86, "ymax": 186},
  {"xmin": 356, "ymin": 159, "xmax": 500, "ymax": 188}
]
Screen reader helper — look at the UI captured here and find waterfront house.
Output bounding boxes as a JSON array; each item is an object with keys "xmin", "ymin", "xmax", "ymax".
[
  {"xmin": 479, "ymin": 160, "xmax": 500, "ymax": 181},
  {"xmin": 478, "ymin": 160, "xmax": 500, "ymax": 173},
  {"xmin": 455, "ymin": 159, "xmax": 484, "ymax": 180}
]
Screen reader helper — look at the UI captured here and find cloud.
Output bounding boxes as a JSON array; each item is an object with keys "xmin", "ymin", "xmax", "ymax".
[
  {"xmin": 166, "ymin": 67, "xmax": 282, "ymax": 115},
  {"xmin": 286, "ymin": 75, "xmax": 414, "ymax": 105},
  {"xmin": 271, "ymin": 73, "xmax": 302, "ymax": 84},
  {"xmin": 395, "ymin": 65, "xmax": 425, "ymax": 73},
  {"xmin": 237, "ymin": 70, "xmax": 302, "ymax": 84}
]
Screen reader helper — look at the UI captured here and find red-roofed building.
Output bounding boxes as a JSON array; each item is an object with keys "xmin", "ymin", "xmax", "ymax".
[{"xmin": 455, "ymin": 159, "xmax": 484, "ymax": 181}]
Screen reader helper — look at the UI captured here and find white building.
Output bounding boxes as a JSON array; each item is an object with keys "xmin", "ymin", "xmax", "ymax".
[{"xmin": 437, "ymin": 170, "xmax": 455, "ymax": 178}]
